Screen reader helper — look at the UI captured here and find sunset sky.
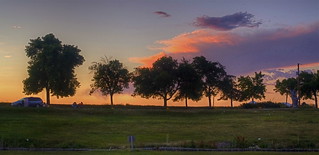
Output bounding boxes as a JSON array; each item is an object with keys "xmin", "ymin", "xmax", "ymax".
[{"xmin": 0, "ymin": 0, "xmax": 319, "ymax": 106}]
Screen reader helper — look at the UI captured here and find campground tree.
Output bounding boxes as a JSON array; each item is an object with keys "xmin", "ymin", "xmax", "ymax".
[
  {"xmin": 132, "ymin": 56, "xmax": 179, "ymax": 107},
  {"xmin": 237, "ymin": 72, "xmax": 266, "ymax": 102},
  {"xmin": 89, "ymin": 57, "xmax": 131, "ymax": 106},
  {"xmin": 299, "ymin": 71, "xmax": 319, "ymax": 108},
  {"xmin": 23, "ymin": 34, "xmax": 84, "ymax": 105},
  {"xmin": 274, "ymin": 78, "xmax": 298, "ymax": 107},
  {"xmin": 192, "ymin": 56, "xmax": 227, "ymax": 107},
  {"xmin": 174, "ymin": 59, "xmax": 203, "ymax": 107}
]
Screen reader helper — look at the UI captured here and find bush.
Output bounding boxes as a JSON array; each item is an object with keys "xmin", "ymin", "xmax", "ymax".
[
  {"xmin": 300, "ymin": 102, "xmax": 315, "ymax": 108},
  {"xmin": 240, "ymin": 101, "xmax": 288, "ymax": 109}
]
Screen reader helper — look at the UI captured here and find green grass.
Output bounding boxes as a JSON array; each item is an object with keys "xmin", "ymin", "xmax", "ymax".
[
  {"xmin": 1, "ymin": 151, "xmax": 319, "ymax": 155},
  {"xmin": 0, "ymin": 103, "xmax": 318, "ymax": 149}
]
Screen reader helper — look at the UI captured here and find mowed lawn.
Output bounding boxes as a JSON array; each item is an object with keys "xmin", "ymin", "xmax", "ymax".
[{"xmin": 0, "ymin": 103, "xmax": 318, "ymax": 149}]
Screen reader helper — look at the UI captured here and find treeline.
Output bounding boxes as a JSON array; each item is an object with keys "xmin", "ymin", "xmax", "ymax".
[
  {"xmin": 89, "ymin": 56, "xmax": 267, "ymax": 108},
  {"xmin": 23, "ymin": 34, "xmax": 319, "ymax": 108}
]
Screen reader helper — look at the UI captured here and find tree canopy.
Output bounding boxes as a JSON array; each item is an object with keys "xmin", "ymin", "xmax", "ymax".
[
  {"xmin": 237, "ymin": 72, "xmax": 266, "ymax": 102},
  {"xmin": 89, "ymin": 57, "xmax": 131, "ymax": 106},
  {"xmin": 23, "ymin": 33, "xmax": 84, "ymax": 104},
  {"xmin": 133, "ymin": 56, "xmax": 179, "ymax": 107},
  {"xmin": 299, "ymin": 71, "xmax": 319, "ymax": 108},
  {"xmin": 192, "ymin": 56, "xmax": 227, "ymax": 107},
  {"xmin": 219, "ymin": 75, "xmax": 240, "ymax": 107},
  {"xmin": 274, "ymin": 78, "xmax": 298, "ymax": 107},
  {"xmin": 174, "ymin": 59, "xmax": 203, "ymax": 107}
]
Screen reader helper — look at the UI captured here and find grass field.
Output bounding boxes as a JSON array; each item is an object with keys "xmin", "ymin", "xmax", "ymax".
[
  {"xmin": 0, "ymin": 103, "xmax": 318, "ymax": 149},
  {"xmin": 1, "ymin": 151, "xmax": 319, "ymax": 155}
]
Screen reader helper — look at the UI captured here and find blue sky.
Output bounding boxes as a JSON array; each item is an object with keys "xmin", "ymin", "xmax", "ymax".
[{"xmin": 0, "ymin": 0, "xmax": 318, "ymax": 105}]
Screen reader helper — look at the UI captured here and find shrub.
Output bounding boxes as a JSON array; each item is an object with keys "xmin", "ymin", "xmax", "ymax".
[{"xmin": 240, "ymin": 101, "xmax": 288, "ymax": 109}]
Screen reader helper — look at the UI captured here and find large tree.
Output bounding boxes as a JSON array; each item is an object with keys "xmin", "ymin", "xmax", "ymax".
[
  {"xmin": 274, "ymin": 78, "xmax": 298, "ymax": 107},
  {"xmin": 219, "ymin": 75, "xmax": 240, "ymax": 107},
  {"xmin": 237, "ymin": 72, "xmax": 266, "ymax": 102},
  {"xmin": 299, "ymin": 71, "xmax": 319, "ymax": 108},
  {"xmin": 192, "ymin": 56, "xmax": 227, "ymax": 107},
  {"xmin": 23, "ymin": 34, "xmax": 84, "ymax": 104},
  {"xmin": 89, "ymin": 57, "xmax": 131, "ymax": 106},
  {"xmin": 133, "ymin": 56, "xmax": 179, "ymax": 107},
  {"xmin": 174, "ymin": 59, "xmax": 203, "ymax": 107}
]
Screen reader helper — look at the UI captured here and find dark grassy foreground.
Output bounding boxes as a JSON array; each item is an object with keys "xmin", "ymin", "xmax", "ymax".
[
  {"xmin": 0, "ymin": 103, "xmax": 318, "ymax": 150},
  {"xmin": 1, "ymin": 151, "xmax": 319, "ymax": 155}
]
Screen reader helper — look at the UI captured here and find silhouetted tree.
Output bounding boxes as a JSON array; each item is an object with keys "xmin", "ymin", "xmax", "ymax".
[
  {"xmin": 174, "ymin": 59, "xmax": 203, "ymax": 107},
  {"xmin": 299, "ymin": 71, "xmax": 319, "ymax": 108},
  {"xmin": 23, "ymin": 34, "xmax": 84, "ymax": 104},
  {"xmin": 89, "ymin": 57, "xmax": 131, "ymax": 106},
  {"xmin": 219, "ymin": 75, "xmax": 240, "ymax": 107},
  {"xmin": 192, "ymin": 56, "xmax": 227, "ymax": 108},
  {"xmin": 274, "ymin": 78, "xmax": 298, "ymax": 107},
  {"xmin": 237, "ymin": 72, "xmax": 266, "ymax": 102},
  {"xmin": 133, "ymin": 56, "xmax": 179, "ymax": 107}
]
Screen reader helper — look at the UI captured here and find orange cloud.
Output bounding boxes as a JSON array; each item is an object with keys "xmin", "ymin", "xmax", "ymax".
[
  {"xmin": 265, "ymin": 62, "xmax": 319, "ymax": 71},
  {"xmin": 129, "ymin": 29, "xmax": 237, "ymax": 67},
  {"xmin": 129, "ymin": 52, "xmax": 166, "ymax": 68},
  {"xmin": 154, "ymin": 29, "xmax": 236, "ymax": 53},
  {"xmin": 268, "ymin": 22, "xmax": 319, "ymax": 40}
]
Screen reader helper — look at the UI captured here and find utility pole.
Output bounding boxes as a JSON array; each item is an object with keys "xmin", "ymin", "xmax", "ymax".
[{"xmin": 297, "ymin": 63, "xmax": 301, "ymax": 106}]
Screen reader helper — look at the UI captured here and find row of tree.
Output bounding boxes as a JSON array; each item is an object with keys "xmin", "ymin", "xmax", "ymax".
[
  {"xmin": 23, "ymin": 34, "xmax": 318, "ymax": 108},
  {"xmin": 91, "ymin": 56, "xmax": 267, "ymax": 107}
]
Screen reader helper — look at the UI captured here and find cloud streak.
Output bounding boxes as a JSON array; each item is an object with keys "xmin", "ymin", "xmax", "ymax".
[
  {"xmin": 154, "ymin": 11, "xmax": 171, "ymax": 17},
  {"xmin": 12, "ymin": 25, "xmax": 22, "ymax": 29},
  {"xmin": 153, "ymin": 29, "xmax": 237, "ymax": 53},
  {"xmin": 194, "ymin": 12, "xmax": 261, "ymax": 31}
]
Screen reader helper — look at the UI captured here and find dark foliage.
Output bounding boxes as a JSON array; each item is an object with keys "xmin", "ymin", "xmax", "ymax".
[
  {"xmin": 174, "ymin": 59, "xmax": 203, "ymax": 107},
  {"xmin": 192, "ymin": 56, "xmax": 228, "ymax": 107},
  {"xmin": 133, "ymin": 56, "xmax": 179, "ymax": 107},
  {"xmin": 237, "ymin": 72, "xmax": 266, "ymax": 102},
  {"xmin": 89, "ymin": 57, "xmax": 131, "ymax": 106},
  {"xmin": 23, "ymin": 34, "xmax": 84, "ymax": 104},
  {"xmin": 240, "ymin": 101, "xmax": 288, "ymax": 108}
]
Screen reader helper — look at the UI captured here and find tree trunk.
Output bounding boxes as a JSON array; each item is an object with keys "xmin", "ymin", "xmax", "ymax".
[
  {"xmin": 185, "ymin": 97, "xmax": 188, "ymax": 108},
  {"xmin": 208, "ymin": 95, "xmax": 212, "ymax": 108},
  {"xmin": 230, "ymin": 90, "xmax": 233, "ymax": 108},
  {"xmin": 164, "ymin": 98, "xmax": 167, "ymax": 108},
  {"xmin": 314, "ymin": 92, "xmax": 318, "ymax": 108},
  {"xmin": 285, "ymin": 94, "xmax": 288, "ymax": 104},
  {"xmin": 212, "ymin": 95, "xmax": 215, "ymax": 107},
  {"xmin": 110, "ymin": 93, "xmax": 114, "ymax": 106},
  {"xmin": 46, "ymin": 87, "xmax": 50, "ymax": 105},
  {"xmin": 290, "ymin": 89, "xmax": 298, "ymax": 108},
  {"xmin": 230, "ymin": 98, "xmax": 233, "ymax": 108}
]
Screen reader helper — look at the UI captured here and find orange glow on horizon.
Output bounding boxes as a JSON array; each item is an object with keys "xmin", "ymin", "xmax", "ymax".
[{"xmin": 264, "ymin": 62, "xmax": 319, "ymax": 71}]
